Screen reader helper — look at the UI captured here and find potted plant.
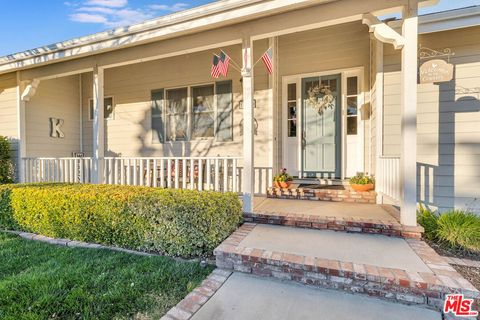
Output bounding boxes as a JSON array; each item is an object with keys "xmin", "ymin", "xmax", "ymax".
[
  {"xmin": 273, "ymin": 168, "xmax": 293, "ymax": 188},
  {"xmin": 349, "ymin": 173, "xmax": 375, "ymax": 192}
]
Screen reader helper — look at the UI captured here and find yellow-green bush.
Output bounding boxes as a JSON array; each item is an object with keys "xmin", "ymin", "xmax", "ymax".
[{"xmin": 0, "ymin": 183, "xmax": 242, "ymax": 257}]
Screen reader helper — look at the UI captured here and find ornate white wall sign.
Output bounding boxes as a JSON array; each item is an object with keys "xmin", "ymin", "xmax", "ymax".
[
  {"xmin": 50, "ymin": 118, "xmax": 65, "ymax": 138},
  {"xmin": 419, "ymin": 59, "xmax": 454, "ymax": 84}
]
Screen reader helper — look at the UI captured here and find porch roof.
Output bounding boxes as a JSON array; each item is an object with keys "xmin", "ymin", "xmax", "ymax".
[{"xmin": 1, "ymin": 0, "xmax": 438, "ymax": 76}]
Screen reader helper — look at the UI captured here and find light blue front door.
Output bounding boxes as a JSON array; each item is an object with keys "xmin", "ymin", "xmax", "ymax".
[{"xmin": 302, "ymin": 74, "xmax": 341, "ymax": 178}]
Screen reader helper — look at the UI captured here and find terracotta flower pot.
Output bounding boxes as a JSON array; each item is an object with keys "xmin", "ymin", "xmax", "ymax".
[
  {"xmin": 279, "ymin": 181, "xmax": 292, "ymax": 189},
  {"xmin": 350, "ymin": 183, "xmax": 374, "ymax": 192},
  {"xmin": 273, "ymin": 181, "xmax": 281, "ymax": 188}
]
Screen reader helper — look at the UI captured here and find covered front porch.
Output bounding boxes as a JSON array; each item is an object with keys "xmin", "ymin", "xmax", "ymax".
[{"xmin": 15, "ymin": 0, "xmax": 424, "ymax": 229}]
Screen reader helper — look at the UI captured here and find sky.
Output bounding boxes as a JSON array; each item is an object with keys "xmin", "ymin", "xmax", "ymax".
[{"xmin": 0, "ymin": 0, "xmax": 478, "ymax": 57}]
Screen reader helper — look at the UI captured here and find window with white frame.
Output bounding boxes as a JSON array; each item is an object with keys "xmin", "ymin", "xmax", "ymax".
[
  {"xmin": 151, "ymin": 81, "xmax": 232, "ymax": 143},
  {"xmin": 346, "ymin": 77, "xmax": 358, "ymax": 135},
  {"xmin": 89, "ymin": 97, "xmax": 114, "ymax": 120}
]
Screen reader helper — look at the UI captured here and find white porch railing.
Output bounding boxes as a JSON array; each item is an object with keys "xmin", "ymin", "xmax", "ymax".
[
  {"xmin": 23, "ymin": 156, "xmax": 242, "ymax": 193},
  {"xmin": 376, "ymin": 156, "xmax": 401, "ymax": 204},
  {"xmin": 23, "ymin": 157, "xmax": 93, "ymax": 183},
  {"xmin": 103, "ymin": 157, "xmax": 241, "ymax": 192}
]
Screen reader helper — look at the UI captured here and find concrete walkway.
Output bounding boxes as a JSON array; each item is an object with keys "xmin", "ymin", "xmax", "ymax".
[
  {"xmin": 239, "ymin": 224, "xmax": 431, "ymax": 272},
  {"xmin": 191, "ymin": 272, "xmax": 441, "ymax": 320}
]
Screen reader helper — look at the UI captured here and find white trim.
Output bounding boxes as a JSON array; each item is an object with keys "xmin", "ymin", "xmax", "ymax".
[
  {"xmin": 362, "ymin": 13, "xmax": 405, "ymax": 49},
  {"xmin": 281, "ymin": 66, "xmax": 365, "ymax": 179},
  {"xmin": 389, "ymin": 6, "xmax": 480, "ymax": 34}
]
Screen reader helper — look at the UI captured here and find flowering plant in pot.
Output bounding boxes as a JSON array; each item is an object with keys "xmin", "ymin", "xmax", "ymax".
[
  {"xmin": 349, "ymin": 173, "xmax": 375, "ymax": 192},
  {"xmin": 273, "ymin": 168, "xmax": 293, "ymax": 188}
]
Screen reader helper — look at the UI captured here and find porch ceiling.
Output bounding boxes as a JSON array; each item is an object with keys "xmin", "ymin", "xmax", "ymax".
[{"xmin": 14, "ymin": 0, "xmax": 436, "ymax": 81}]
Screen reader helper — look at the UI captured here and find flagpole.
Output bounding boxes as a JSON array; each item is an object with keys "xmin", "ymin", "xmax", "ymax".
[
  {"xmin": 221, "ymin": 50, "xmax": 242, "ymax": 72},
  {"xmin": 252, "ymin": 47, "xmax": 272, "ymax": 68}
]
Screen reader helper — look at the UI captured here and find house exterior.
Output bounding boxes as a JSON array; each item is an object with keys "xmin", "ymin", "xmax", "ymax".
[{"xmin": 1, "ymin": 0, "xmax": 479, "ymax": 228}]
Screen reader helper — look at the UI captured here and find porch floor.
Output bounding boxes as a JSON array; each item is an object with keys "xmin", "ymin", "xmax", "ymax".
[{"xmin": 253, "ymin": 197, "xmax": 398, "ymax": 223}]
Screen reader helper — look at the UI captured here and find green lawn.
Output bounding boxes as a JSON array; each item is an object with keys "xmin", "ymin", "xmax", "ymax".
[{"xmin": 0, "ymin": 232, "xmax": 213, "ymax": 320}]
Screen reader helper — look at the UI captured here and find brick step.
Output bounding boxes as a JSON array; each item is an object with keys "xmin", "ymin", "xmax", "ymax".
[
  {"xmin": 244, "ymin": 210, "xmax": 423, "ymax": 239},
  {"xmin": 214, "ymin": 224, "xmax": 479, "ymax": 312},
  {"xmin": 268, "ymin": 186, "xmax": 377, "ymax": 204}
]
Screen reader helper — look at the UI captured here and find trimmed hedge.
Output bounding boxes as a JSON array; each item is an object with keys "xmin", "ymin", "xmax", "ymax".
[{"xmin": 0, "ymin": 183, "xmax": 242, "ymax": 257}]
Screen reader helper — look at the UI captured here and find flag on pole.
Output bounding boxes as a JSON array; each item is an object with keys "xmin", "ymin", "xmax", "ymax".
[
  {"xmin": 211, "ymin": 54, "xmax": 221, "ymax": 78},
  {"xmin": 219, "ymin": 51, "xmax": 231, "ymax": 76},
  {"xmin": 261, "ymin": 47, "xmax": 273, "ymax": 74}
]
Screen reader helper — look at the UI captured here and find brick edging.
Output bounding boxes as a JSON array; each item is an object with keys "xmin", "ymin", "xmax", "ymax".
[
  {"xmin": 214, "ymin": 223, "xmax": 479, "ymax": 311},
  {"xmin": 243, "ymin": 212, "xmax": 423, "ymax": 239},
  {"xmin": 441, "ymin": 256, "xmax": 480, "ymax": 269},
  {"xmin": 161, "ymin": 269, "xmax": 232, "ymax": 320}
]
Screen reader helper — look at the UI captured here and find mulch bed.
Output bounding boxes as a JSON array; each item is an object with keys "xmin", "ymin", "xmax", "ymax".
[
  {"xmin": 425, "ymin": 239, "xmax": 480, "ymax": 262},
  {"xmin": 451, "ymin": 265, "xmax": 480, "ymax": 313}
]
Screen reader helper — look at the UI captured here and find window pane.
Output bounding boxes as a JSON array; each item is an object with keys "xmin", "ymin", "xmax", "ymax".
[
  {"xmin": 151, "ymin": 90, "xmax": 165, "ymax": 143},
  {"xmin": 328, "ymin": 79, "xmax": 337, "ymax": 93},
  {"xmin": 288, "ymin": 102, "xmax": 296, "ymax": 119},
  {"xmin": 89, "ymin": 100, "xmax": 94, "ymax": 120},
  {"xmin": 288, "ymin": 83, "xmax": 296, "ymax": 101},
  {"xmin": 347, "ymin": 97, "xmax": 357, "ymax": 116},
  {"xmin": 89, "ymin": 98, "xmax": 114, "ymax": 120},
  {"xmin": 192, "ymin": 85, "xmax": 214, "ymax": 113},
  {"xmin": 347, "ymin": 77, "xmax": 358, "ymax": 95},
  {"xmin": 216, "ymin": 81, "xmax": 233, "ymax": 142},
  {"xmin": 193, "ymin": 113, "xmax": 215, "ymax": 138},
  {"xmin": 166, "ymin": 88, "xmax": 188, "ymax": 114},
  {"xmin": 166, "ymin": 114, "xmax": 188, "ymax": 141},
  {"xmin": 104, "ymin": 97, "xmax": 114, "ymax": 119},
  {"xmin": 288, "ymin": 120, "xmax": 296, "ymax": 137},
  {"xmin": 151, "ymin": 90, "xmax": 164, "ymax": 117},
  {"xmin": 347, "ymin": 116, "xmax": 357, "ymax": 135},
  {"xmin": 152, "ymin": 117, "xmax": 165, "ymax": 143}
]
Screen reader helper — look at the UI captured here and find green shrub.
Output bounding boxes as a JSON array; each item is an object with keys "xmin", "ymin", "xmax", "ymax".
[
  {"xmin": 0, "ymin": 183, "xmax": 242, "ymax": 257},
  {"xmin": 0, "ymin": 136, "xmax": 14, "ymax": 184},
  {"xmin": 436, "ymin": 210, "xmax": 480, "ymax": 253},
  {"xmin": 417, "ymin": 204, "xmax": 438, "ymax": 241}
]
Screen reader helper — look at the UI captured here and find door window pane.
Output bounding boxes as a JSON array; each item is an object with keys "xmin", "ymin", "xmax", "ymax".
[
  {"xmin": 347, "ymin": 117, "xmax": 357, "ymax": 135},
  {"xmin": 346, "ymin": 76, "xmax": 359, "ymax": 136},
  {"xmin": 288, "ymin": 83, "xmax": 296, "ymax": 101},
  {"xmin": 287, "ymin": 84, "xmax": 297, "ymax": 137},
  {"xmin": 151, "ymin": 90, "xmax": 165, "ymax": 143},
  {"xmin": 347, "ymin": 77, "xmax": 358, "ymax": 95}
]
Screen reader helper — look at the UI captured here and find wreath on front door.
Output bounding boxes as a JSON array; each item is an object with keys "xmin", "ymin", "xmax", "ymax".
[{"xmin": 307, "ymin": 85, "xmax": 335, "ymax": 114}]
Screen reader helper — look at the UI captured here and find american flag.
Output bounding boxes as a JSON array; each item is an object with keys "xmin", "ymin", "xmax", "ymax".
[
  {"xmin": 219, "ymin": 51, "xmax": 231, "ymax": 76},
  {"xmin": 261, "ymin": 47, "xmax": 273, "ymax": 74},
  {"xmin": 211, "ymin": 54, "xmax": 221, "ymax": 78}
]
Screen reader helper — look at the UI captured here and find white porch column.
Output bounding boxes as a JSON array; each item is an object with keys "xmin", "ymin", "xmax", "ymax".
[
  {"xmin": 374, "ymin": 39, "xmax": 384, "ymax": 204},
  {"xmin": 16, "ymin": 76, "xmax": 26, "ymax": 183},
  {"xmin": 92, "ymin": 66, "xmax": 105, "ymax": 184},
  {"xmin": 400, "ymin": 0, "xmax": 418, "ymax": 226},
  {"xmin": 242, "ymin": 37, "xmax": 254, "ymax": 213}
]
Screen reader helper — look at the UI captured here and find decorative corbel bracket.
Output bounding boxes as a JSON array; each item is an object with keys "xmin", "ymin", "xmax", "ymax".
[
  {"xmin": 21, "ymin": 79, "xmax": 40, "ymax": 102},
  {"xmin": 362, "ymin": 13, "xmax": 405, "ymax": 50}
]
